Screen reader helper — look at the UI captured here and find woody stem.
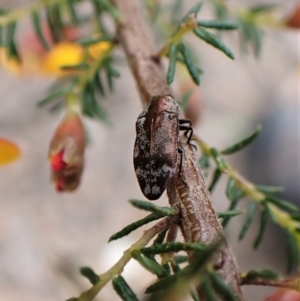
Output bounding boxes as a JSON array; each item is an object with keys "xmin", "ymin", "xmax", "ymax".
[{"xmin": 110, "ymin": 0, "xmax": 244, "ymax": 300}]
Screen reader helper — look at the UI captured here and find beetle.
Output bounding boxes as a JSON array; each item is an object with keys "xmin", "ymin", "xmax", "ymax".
[{"xmin": 133, "ymin": 95, "xmax": 193, "ymax": 200}]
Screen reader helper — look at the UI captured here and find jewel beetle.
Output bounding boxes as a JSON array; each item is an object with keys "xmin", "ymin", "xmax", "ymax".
[{"xmin": 133, "ymin": 95, "xmax": 193, "ymax": 200}]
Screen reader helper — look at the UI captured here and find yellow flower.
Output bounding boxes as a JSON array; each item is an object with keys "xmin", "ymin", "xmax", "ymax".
[
  {"xmin": 87, "ymin": 41, "xmax": 113, "ymax": 60},
  {"xmin": 40, "ymin": 42, "xmax": 84, "ymax": 76}
]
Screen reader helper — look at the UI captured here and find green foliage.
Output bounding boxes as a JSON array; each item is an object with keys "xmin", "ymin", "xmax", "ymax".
[
  {"xmin": 217, "ymin": 210, "xmax": 243, "ymax": 219},
  {"xmin": 285, "ymin": 229, "xmax": 300, "ymax": 273},
  {"xmin": 253, "ymin": 207, "xmax": 268, "ymax": 249},
  {"xmin": 112, "ymin": 276, "xmax": 140, "ymax": 301},
  {"xmin": 238, "ymin": 202, "xmax": 256, "ymax": 241},
  {"xmin": 129, "ymin": 199, "xmax": 177, "ymax": 216},
  {"xmin": 132, "ymin": 251, "xmax": 168, "ymax": 278},
  {"xmin": 193, "ymin": 27, "xmax": 234, "ymax": 59},
  {"xmin": 166, "ymin": 43, "xmax": 178, "ymax": 84},
  {"xmin": 1, "ymin": 1, "xmax": 299, "ymax": 301},
  {"xmin": 80, "ymin": 267, "xmax": 100, "ymax": 284},
  {"xmin": 221, "ymin": 126, "xmax": 261, "ymax": 155},
  {"xmin": 179, "ymin": 89, "xmax": 194, "ymax": 111},
  {"xmin": 264, "ymin": 195, "xmax": 298, "ymax": 212},
  {"xmin": 222, "ymin": 178, "xmax": 245, "ymax": 227},
  {"xmin": 178, "ymin": 43, "xmax": 200, "ymax": 85},
  {"xmin": 108, "ymin": 213, "xmax": 164, "ymax": 242},
  {"xmin": 243, "ymin": 269, "xmax": 278, "ymax": 281},
  {"xmin": 208, "ymin": 168, "xmax": 222, "ymax": 192},
  {"xmin": 199, "ymin": 154, "xmax": 210, "ymax": 178},
  {"xmin": 197, "ymin": 20, "xmax": 238, "ymax": 30},
  {"xmin": 31, "ymin": 10, "xmax": 50, "ymax": 50},
  {"xmin": 141, "ymin": 242, "xmax": 206, "ymax": 255}
]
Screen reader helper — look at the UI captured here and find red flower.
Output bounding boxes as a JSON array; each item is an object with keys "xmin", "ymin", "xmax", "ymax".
[{"xmin": 49, "ymin": 112, "xmax": 85, "ymax": 192}]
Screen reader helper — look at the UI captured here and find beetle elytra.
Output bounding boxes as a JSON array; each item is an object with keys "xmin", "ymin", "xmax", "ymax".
[{"xmin": 133, "ymin": 95, "xmax": 193, "ymax": 200}]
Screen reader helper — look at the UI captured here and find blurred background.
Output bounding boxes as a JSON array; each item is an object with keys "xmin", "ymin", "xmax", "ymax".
[{"xmin": 0, "ymin": 0, "xmax": 299, "ymax": 300}]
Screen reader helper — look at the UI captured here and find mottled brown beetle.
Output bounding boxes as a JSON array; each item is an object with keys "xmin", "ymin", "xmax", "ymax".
[{"xmin": 133, "ymin": 95, "xmax": 193, "ymax": 200}]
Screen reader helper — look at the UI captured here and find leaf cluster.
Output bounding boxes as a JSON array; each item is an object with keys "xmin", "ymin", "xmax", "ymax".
[
  {"xmin": 195, "ymin": 125, "xmax": 300, "ymax": 273},
  {"xmin": 66, "ymin": 199, "xmax": 238, "ymax": 301},
  {"xmin": 166, "ymin": 3, "xmax": 237, "ymax": 85}
]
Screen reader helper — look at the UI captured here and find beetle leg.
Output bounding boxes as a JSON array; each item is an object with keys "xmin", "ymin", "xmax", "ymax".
[
  {"xmin": 179, "ymin": 125, "xmax": 193, "ymax": 144},
  {"xmin": 177, "ymin": 147, "xmax": 187, "ymax": 186},
  {"xmin": 179, "ymin": 119, "xmax": 192, "ymax": 126}
]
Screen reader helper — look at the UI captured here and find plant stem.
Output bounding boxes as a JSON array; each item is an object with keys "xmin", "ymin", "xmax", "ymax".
[
  {"xmin": 76, "ymin": 216, "xmax": 177, "ymax": 301},
  {"xmin": 240, "ymin": 276, "xmax": 300, "ymax": 292},
  {"xmin": 195, "ymin": 135, "xmax": 300, "ymax": 249}
]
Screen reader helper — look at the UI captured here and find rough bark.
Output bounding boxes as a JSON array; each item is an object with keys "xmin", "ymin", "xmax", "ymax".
[{"xmin": 110, "ymin": 0, "xmax": 244, "ymax": 300}]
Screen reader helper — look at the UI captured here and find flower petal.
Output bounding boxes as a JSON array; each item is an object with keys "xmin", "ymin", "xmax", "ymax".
[{"xmin": 0, "ymin": 138, "xmax": 21, "ymax": 166}]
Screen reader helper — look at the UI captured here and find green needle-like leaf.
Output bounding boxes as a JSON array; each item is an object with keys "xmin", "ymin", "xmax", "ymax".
[
  {"xmin": 217, "ymin": 210, "xmax": 243, "ymax": 219},
  {"xmin": 132, "ymin": 251, "xmax": 167, "ymax": 278},
  {"xmin": 255, "ymin": 184, "xmax": 284, "ymax": 194},
  {"xmin": 199, "ymin": 154, "xmax": 210, "ymax": 178},
  {"xmin": 285, "ymin": 230, "xmax": 300, "ymax": 273},
  {"xmin": 7, "ymin": 21, "xmax": 20, "ymax": 60},
  {"xmin": 60, "ymin": 63, "xmax": 89, "ymax": 70},
  {"xmin": 166, "ymin": 43, "xmax": 178, "ymax": 85},
  {"xmin": 290, "ymin": 213, "xmax": 300, "ymax": 222},
  {"xmin": 80, "ymin": 267, "xmax": 100, "ymax": 285},
  {"xmin": 112, "ymin": 276, "xmax": 140, "ymax": 301},
  {"xmin": 239, "ymin": 19, "xmax": 262, "ymax": 58},
  {"xmin": 197, "ymin": 20, "xmax": 238, "ymax": 30},
  {"xmin": 179, "ymin": 89, "xmax": 193, "ymax": 111},
  {"xmin": 94, "ymin": 73, "xmax": 105, "ymax": 96},
  {"xmin": 226, "ymin": 177, "xmax": 245, "ymax": 201},
  {"xmin": 108, "ymin": 213, "xmax": 163, "ymax": 242},
  {"xmin": 180, "ymin": 2, "xmax": 202, "ymax": 24},
  {"xmin": 67, "ymin": 0, "xmax": 80, "ymax": 25},
  {"xmin": 141, "ymin": 242, "xmax": 206, "ymax": 255},
  {"xmin": 193, "ymin": 27, "xmax": 234, "ymax": 59},
  {"xmin": 173, "ymin": 255, "xmax": 189, "ymax": 264},
  {"xmin": 37, "ymin": 83, "xmax": 74, "ymax": 107},
  {"xmin": 145, "ymin": 242, "xmax": 219, "ymax": 294},
  {"xmin": 244, "ymin": 269, "xmax": 278, "ymax": 281},
  {"xmin": 238, "ymin": 202, "xmax": 256, "ymax": 241},
  {"xmin": 221, "ymin": 126, "xmax": 261, "ymax": 155},
  {"xmin": 222, "ymin": 178, "xmax": 245, "ymax": 227},
  {"xmin": 129, "ymin": 199, "xmax": 177, "ymax": 216},
  {"xmin": 201, "ymin": 277, "xmax": 218, "ymax": 301},
  {"xmin": 79, "ymin": 35, "xmax": 112, "ymax": 46},
  {"xmin": 210, "ymin": 148, "xmax": 227, "ymax": 170},
  {"xmin": 208, "ymin": 168, "xmax": 222, "ymax": 192},
  {"xmin": 210, "ymin": 272, "xmax": 237, "ymax": 301},
  {"xmin": 95, "ymin": 0, "xmax": 121, "ymax": 22},
  {"xmin": 153, "ymin": 228, "xmax": 168, "ymax": 245},
  {"xmin": 81, "ymin": 83, "xmax": 108, "ymax": 123},
  {"xmin": 253, "ymin": 209, "xmax": 268, "ymax": 249},
  {"xmin": 265, "ymin": 195, "xmax": 298, "ymax": 212},
  {"xmin": 178, "ymin": 43, "xmax": 200, "ymax": 85},
  {"xmin": 250, "ymin": 4, "xmax": 277, "ymax": 14},
  {"xmin": 31, "ymin": 11, "xmax": 50, "ymax": 50}
]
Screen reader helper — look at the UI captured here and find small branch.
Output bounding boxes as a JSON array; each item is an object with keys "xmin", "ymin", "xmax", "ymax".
[
  {"xmin": 75, "ymin": 216, "xmax": 177, "ymax": 301},
  {"xmin": 153, "ymin": 13, "xmax": 198, "ymax": 60},
  {"xmin": 195, "ymin": 135, "xmax": 300, "ymax": 248},
  {"xmin": 240, "ymin": 276, "xmax": 300, "ymax": 292}
]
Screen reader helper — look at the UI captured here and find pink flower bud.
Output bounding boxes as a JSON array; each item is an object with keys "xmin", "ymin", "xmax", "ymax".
[{"xmin": 49, "ymin": 112, "xmax": 85, "ymax": 192}]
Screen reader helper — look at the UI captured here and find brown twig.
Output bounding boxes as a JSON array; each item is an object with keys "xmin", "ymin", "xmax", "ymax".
[{"xmin": 110, "ymin": 0, "xmax": 244, "ymax": 300}]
